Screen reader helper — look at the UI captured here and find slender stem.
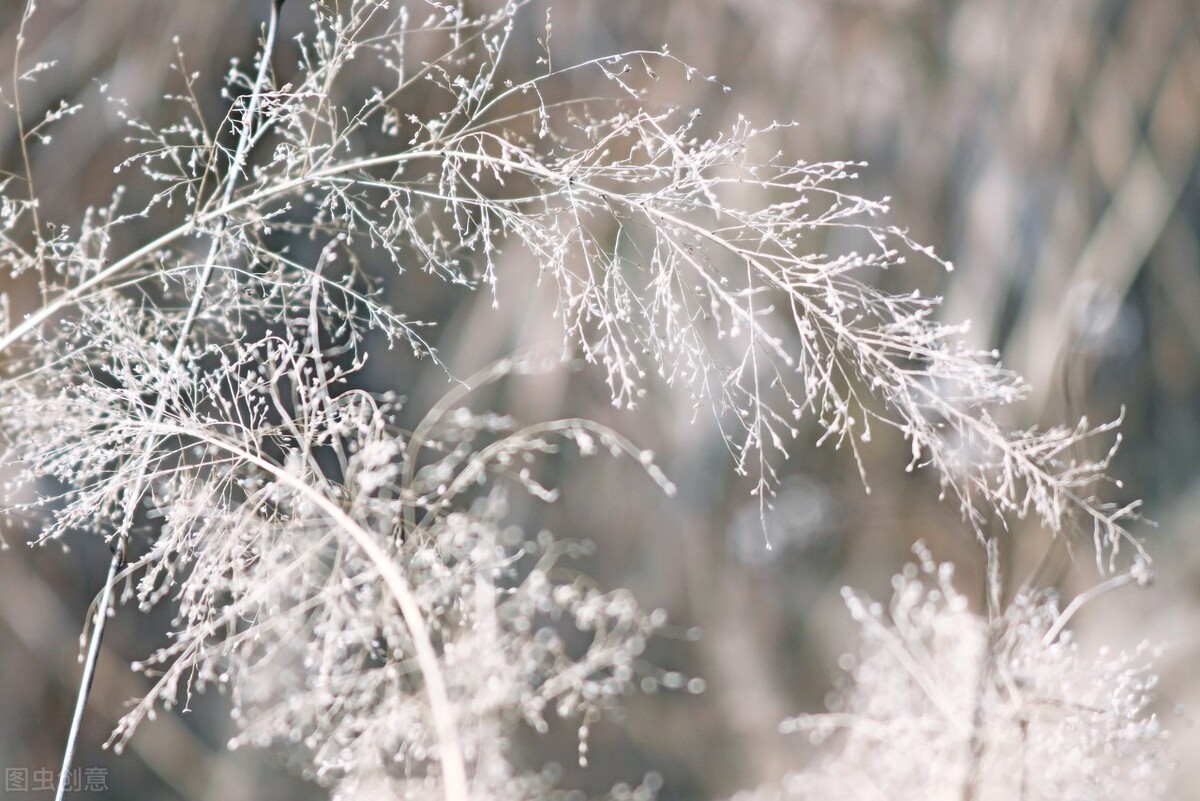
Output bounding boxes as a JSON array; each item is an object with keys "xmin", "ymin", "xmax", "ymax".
[
  {"xmin": 961, "ymin": 538, "xmax": 1000, "ymax": 801},
  {"xmin": 53, "ymin": 8, "xmax": 281, "ymax": 801},
  {"xmin": 52, "ymin": 540, "xmax": 122, "ymax": 800},
  {"xmin": 1041, "ymin": 572, "xmax": 1134, "ymax": 648}
]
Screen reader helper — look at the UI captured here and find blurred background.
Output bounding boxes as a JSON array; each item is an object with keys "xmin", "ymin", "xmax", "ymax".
[{"xmin": 2, "ymin": 0, "xmax": 1199, "ymax": 798}]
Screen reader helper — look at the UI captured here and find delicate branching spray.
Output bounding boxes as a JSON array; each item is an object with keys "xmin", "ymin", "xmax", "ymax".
[{"xmin": 0, "ymin": 1, "xmax": 1164, "ymax": 799}]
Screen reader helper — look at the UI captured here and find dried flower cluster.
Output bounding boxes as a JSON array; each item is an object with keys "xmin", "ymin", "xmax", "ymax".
[
  {"xmin": 0, "ymin": 1, "xmax": 1163, "ymax": 800},
  {"xmin": 760, "ymin": 545, "xmax": 1168, "ymax": 801}
]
